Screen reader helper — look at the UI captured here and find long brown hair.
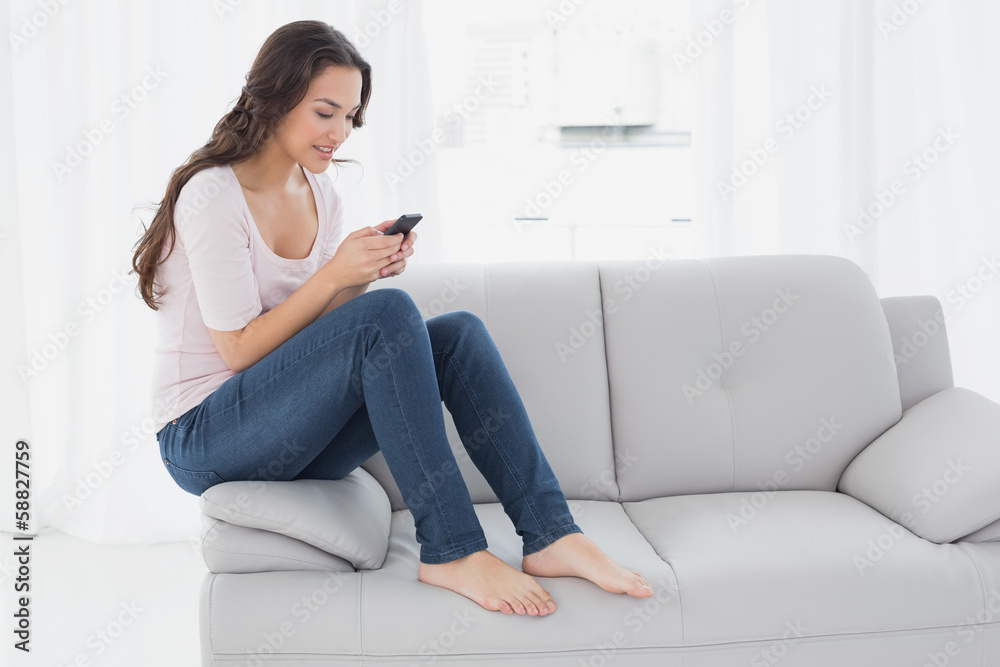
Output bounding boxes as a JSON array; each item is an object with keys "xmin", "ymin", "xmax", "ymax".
[{"xmin": 130, "ymin": 20, "xmax": 372, "ymax": 310}]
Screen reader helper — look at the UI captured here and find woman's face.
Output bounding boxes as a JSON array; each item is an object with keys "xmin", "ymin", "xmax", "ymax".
[{"xmin": 273, "ymin": 65, "xmax": 363, "ymax": 172}]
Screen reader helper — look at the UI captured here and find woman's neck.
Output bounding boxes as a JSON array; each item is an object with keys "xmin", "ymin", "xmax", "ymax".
[{"xmin": 231, "ymin": 140, "xmax": 303, "ymax": 194}]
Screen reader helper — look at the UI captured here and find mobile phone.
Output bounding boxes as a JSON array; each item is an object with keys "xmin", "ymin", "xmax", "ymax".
[{"xmin": 384, "ymin": 213, "xmax": 422, "ymax": 237}]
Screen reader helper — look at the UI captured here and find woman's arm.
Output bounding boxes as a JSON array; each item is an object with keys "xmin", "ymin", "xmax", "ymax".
[
  {"xmin": 319, "ymin": 283, "xmax": 369, "ymax": 318},
  {"xmin": 208, "ymin": 260, "xmax": 349, "ymax": 374},
  {"xmin": 210, "ymin": 224, "xmax": 415, "ymax": 373}
]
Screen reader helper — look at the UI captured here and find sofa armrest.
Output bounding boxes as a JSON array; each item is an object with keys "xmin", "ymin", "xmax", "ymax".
[
  {"xmin": 837, "ymin": 387, "xmax": 1000, "ymax": 544},
  {"xmin": 200, "ymin": 517, "xmax": 356, "ymax": 574},
  {"xmin": 199, "ymin": 468, "xmax": 391, "ymax": 570},
  {"xmin": 880, "ymin": 295, "xmax": 954, "ymax": 411}
]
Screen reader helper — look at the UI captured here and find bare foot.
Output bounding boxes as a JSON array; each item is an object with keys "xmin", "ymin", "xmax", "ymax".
[
  {"xmin": 418, "ymin": 549, "xmax": 558, "ymax": 616},
  {"xmin": 522, "ymin": 532, "xmax": 654, "ymax": 598}
]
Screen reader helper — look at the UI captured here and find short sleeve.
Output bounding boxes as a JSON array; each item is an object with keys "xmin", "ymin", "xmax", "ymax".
[
  {"xmin": 321, "ymin": 180, "xmax": 347, "ymax": 263},
  {"xmin": 174, "ymin": 169, "xmax": 262, "ymax": 331}
]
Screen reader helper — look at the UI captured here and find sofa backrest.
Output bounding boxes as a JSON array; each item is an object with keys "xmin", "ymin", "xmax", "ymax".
[
  {"xmin": 364, "ymin": 262, "xmax": 621, "ymax": 508},
  {"xmin": 365, "ymin": 255, "xmax": 903, "ymax": 507},
  {"xmin": 600, "ymin": 254, "xmax": 902, "ymax": 501}
]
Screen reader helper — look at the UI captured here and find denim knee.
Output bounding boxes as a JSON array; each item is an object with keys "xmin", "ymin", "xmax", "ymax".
[
  {"xmin": 436, "ymin": 310, "xmax": 485, "ymax": 330},
  {"xmin": 428, "ymin": 309, "xmax": 484, "ymax": 338},
  {"xmin": 364, "ymin": 288, "xmax": 424, "ymax": 327}
]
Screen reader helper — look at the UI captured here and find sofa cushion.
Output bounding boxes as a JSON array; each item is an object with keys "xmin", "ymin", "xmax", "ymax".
[
  {"xmin": 365, "ymin": 262, "xmax": 620, "ymax": 506},
  {"xmin": 200, "ymin": 517, "xmax": 354, "ymax": 573},
  {"xmin": 623, "ymin": 489, "xmax": 993, "ymax": 645},
  {"xmin": 959, "ymin": 518, "xmax": 1000, "ymax": 543},
  {"xmin": 838, "ymin": 387, "xmax": 1000, "ymax": 544},
  {"xmin": 199, "ymin": 493, "xmax": 1000, "ymax": 663},
  {"xmin": 201, "ymin": 501, "xmax": 683, "ymax": 661},
  {"xmin": 199, "ymin": 469, "xmax": 391, "ymax": 570},
  {"xmin": 600, "ymin": 254, "xmax": 903, "ymax": 501}
]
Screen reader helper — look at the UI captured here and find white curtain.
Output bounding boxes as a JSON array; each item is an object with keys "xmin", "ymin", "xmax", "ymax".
[
  {"xmin": 691, "ymin": 0, "xmax": 1000, "ymax": 402},
  {"xmin": 2, "ymin": 0, "xmax": 437, "ymax": 543}
]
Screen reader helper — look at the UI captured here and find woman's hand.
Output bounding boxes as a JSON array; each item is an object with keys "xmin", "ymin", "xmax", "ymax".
[
  {"xmin": 371, "ymin": 218, "xmax": 417, "ymax": 279},
  {"xmin": 324, "ymin": 223, "xmax": 414, "ymax": 288},
  {"xmin": 321, "ymin": 227, "xmax": 402, "ymax": 289}
]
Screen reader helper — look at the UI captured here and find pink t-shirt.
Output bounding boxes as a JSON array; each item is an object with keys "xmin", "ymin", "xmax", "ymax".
[{"xmin": 150, "ymin": 164, "xmax": 346, "ymax": 435}]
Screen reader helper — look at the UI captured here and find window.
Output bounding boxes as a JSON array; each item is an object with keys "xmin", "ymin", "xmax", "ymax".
[{"xmin": 422, "ymin": 0, "xmax": 694, "ymax": 262}]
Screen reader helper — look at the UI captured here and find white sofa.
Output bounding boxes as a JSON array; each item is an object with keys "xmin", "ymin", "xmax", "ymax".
[{"xmin": 195, "ymin": 255, "xmax": 1000, "ymax": 666}]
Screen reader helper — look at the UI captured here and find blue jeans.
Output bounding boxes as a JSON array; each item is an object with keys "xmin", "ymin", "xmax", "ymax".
[{"xmin": 156, "ymin": 287, "xmax": 582, "ymax": 564}]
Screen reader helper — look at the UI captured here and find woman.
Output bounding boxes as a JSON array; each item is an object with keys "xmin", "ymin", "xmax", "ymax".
[{"xmin": 130, "ymin": 19, "xmax": 652, "ymax": 617}]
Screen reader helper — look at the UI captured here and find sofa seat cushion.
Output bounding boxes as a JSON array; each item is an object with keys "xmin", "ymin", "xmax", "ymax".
[
  {"xmin": 200, "ymin": 495, "xmax": 1000, "ymax": 665},
  {"xmin": 201, "ymin": 501, "xmax": 683, "ymax": 662},
  {"xmin": 624, "ymin": 489, "xmax": 997, "ymax": 646}
]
